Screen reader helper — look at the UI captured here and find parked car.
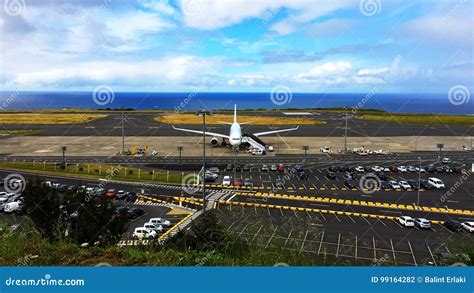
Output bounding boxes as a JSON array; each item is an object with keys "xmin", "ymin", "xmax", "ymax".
[
  {"xmin": 204, "ymin": 172, "xmax": 218, "ymax": 182},
  {"xmin": 234, "ymin": 177, "xmax": 242, "ymax": 187},
  {"xmin": 207, "ymin": 167, "xmax": 220, "ymax": 174},
  {"xmin": 326, "ymin": 172, "xmax": 337, "ymax": 180},
  {"xmin": 388, "ymin": 180, "xmax": 401, "ymax": 190},
  {"xmin": 274, "ymin": 178, "xmax": 285, "ymax": 189},
  {"xmin": 115, "ymin": 206, "xmax": 129, "ymax": 216},
  {"xmin": 126, "ymin": 208, "xmax": 145, "ymax": 219},
  {"xmin": 277, "ymin": 164, "xmax": 285, "ymax": 173},
  {"xmin": 419, "ymin": 179, "xmax": 431, "ymax": 190},
  {"xmin": 442, "ymin": 157, "xmax": 452, "ymax": 164},
  {"xmin": 125, "ymin": 192, "xmax": 137, "ymax": 202},
  {"xmin": 132, "ymin": 227, "xmax": 157, "ymax": 240},
  {"xmin": 0, "ymin": 192, "xmax": 15, "ymax": 203},
  {"xmin": 296, "ymin": 172, "xmax": 308, "ymax": 180},
  {"xmin": 414, "ymin": 218, "xmax": 431, "ymax": 229},
  {"xmin": 328, "ymin": 166, "xmax": 338, "ymax": 172},
  {"xmin": 261, "ymin": 165, "xmax": 269, "ymax": 172},
  {"xmin": 291, "ymin": 165, "xmax": 304, "ymax": 174},
  {"xmin": 355, "ymin": 166, "xmax": 365, "ymax": 173},
  {"xmin": 242, "ymin": 164, "xmax": 251, "ymax": 171},
  {"xmin": 115, "ymin": 190, "xmax": 127, "ymax": 200},
  {"xmin": 406, "ymin": 179, "xmax": 419, "ymax": 190},
  {"xmin": 379, "ymin": 180, "xmax": 389, "ymax": 190},
  {"xmin": 344, "ymin": 179, "xmax": 357, "ymax": 189},
  {"xmin": 398, "ymin": 180, "xmax": 411, "ymax": 190},
  {"xmin": 444, "ymin": 220, "xmax": 462, "ymax": 232},
  {"xmin": 343, "ymin": 172, "xmax": 353, "ymax": 181},
  {"xmin": 244, "ymin": 177, "xmax": 253, "ymax": 187},
  {"xmin": 428, "ymin": 177, "xmax": 445, "ymax": 189},
  {"xmin": 222, "ymin": 176, "xmax": 231, "ymax": 186},
  {"xmin": 398, "ymin": 216, "xmax": 415, "ymax": 227},
  {"xmin": 225, "ymin": 164, "xmax": 234, "ymax": 171},
  {"xmin": 235, "ymin": 165, "xmax": 242, "ymax": 172},
  {"xmin": 426, "ymin": 165, "xmax": 436, "ymax": 173},
  {"xmin": 106, "ymin": 189, "xmax": 117, "ymax": 198},
  {"xmin": 3, "ymin": 201, "xmax": 24, "ymax": 214},
  {"xmin": 461, "ymin": 222, "xmax": 474, "ymax": 233},
  {"xmin": 389, "ymin": 165, "xmax": 398, "ymax": 173},
  {"xmin": 149, "ymin": 217, "xmax": 171, "ymax": 227},
  {"xmin": 407, "ymin": 166, "xmax": 416, "ymax": 173},
  {"xmin": 397, "ymin": 166, "xmax": 408, "ymax": 173},
  {"xmin": 143, "ymin": 223, "xmax": 163, "ymax": 233}
]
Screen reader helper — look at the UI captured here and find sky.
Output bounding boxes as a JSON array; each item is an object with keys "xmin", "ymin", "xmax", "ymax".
[{"xmin": 0, "ymin": 0, "xmax": 473, "ymax": 93}]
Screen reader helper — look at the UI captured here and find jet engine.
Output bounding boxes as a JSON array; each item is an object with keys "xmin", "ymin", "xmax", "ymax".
[{"xmin": 210, "ymin": 137, "xmax": 219, "ymax": 145}]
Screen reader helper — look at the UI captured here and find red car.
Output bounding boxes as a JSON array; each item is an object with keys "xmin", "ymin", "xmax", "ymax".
[
  {"xmin": 389, "ymin": 165, "xmax": 398, "ymax": 173},
  {"xmin": 106, "ymin": 189, "xmax": 117, "ymax": 198},
  {"xmin": 277, "ymin": 164, "xmax": 285, "ymax": 173}
]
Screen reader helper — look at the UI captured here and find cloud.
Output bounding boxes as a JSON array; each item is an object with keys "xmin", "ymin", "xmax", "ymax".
[{"xmin": 296, "ymin": 61, "xmax": 352, "ymax": 84}]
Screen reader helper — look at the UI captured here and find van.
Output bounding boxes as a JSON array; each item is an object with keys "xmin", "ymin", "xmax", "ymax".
[
  {"xmin": 4, "ymin": 201, "xmax": 23, "ymax": 214},
  {"xmin": 428, "ymin": 177, "xmax": 445, "ymax": 189}
]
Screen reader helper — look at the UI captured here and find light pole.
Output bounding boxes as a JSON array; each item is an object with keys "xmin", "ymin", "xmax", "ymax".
[
  {"xmin": 121, "ymin": 110, "xmax": 125, "ymax": 155},
  {"xmin": 437, "ymin": 143, "xmax": 444, "ymax": 161},
  {"xmin": 302, "ymin": 145, "xmax": 309, "ymax": 167},
  {"xmin": 417, "ymin": 156, "xmax": 421, "ymax": 206},
  {"xmin": 344, "ymin": 107, "xmax": 348, "ymax": 156},
  {"xmin": 61, "ymin": 146, "xmax": 67, "ymax": 169},
  {"xmin": 197, "ymin": 109, "xmax": 212, "ymax": 210},
  {"xmin": 177, "ymin": 146, "xmax": 183, "ymax": 166}
]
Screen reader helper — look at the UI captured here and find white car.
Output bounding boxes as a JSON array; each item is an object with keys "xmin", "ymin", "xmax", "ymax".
[
  {"xmin": 222, "ymin": 176, "xmax": 231, "ymax": 186},
  {"xmin": 415, "ymin": 167, "xmax": 426, "ymax": 173},
  {"xmin": 0, "ymin": 192, "xmax": 15, "ymax": 203},
  {"xmin": 428, "ymin": 177, "xmax": 445, "ymax": 189},
  {"xmin": 371, "ymin": 166, "xmax": 382, "ymax": 172},
  {"xmin": 461, "ymin": 222, "xmax": 474, "ymax": 233},
  {"xmin": 355, "ymin": 166, "xmax": 365, "ymax": 173},
  {"xmin": 462, "ymin": 146, "xmax": 471, "ymax": 151},
  {"xmin": 3, "ymin": 201, "xmax": 23, "ymax": 213},
  {"xmin": 148, "ymin": 217, "xmax": 171, "ymax": 227},
  {"xmin": 397, "ymin": 166, "xmax": 408, "ymax": 173},
  {"xmin": 442, "ymin": 157, "xmax": 452, "ymax": 164},
  {"xmin": 415, "ymin": 218, "xmax": 431, "ymax": 229},
  {"xmin": 399, "ymin": 216, "xmax": 415, "ymax": 227},
  {"xmin": 320, "ymin": 146, "xmax": 331, "ymax": 153},
  {"xmin": 143, "ymin": 223, "xmax": 163, "ymax": 233},
  {"xmin": 132, "ymin": 227, "xmax": 157, "ymax": 240},
  {"xmin": 398, "ymin": 180, "xmax": 411, "ymax": 190},
  {"xmin": 388, "ymin": 180, "xmax": 401, "ymax": 190}
]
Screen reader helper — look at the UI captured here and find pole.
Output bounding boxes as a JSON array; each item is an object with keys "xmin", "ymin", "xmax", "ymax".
[
  {"xmin": 417, "ymin": 157, "xmax": 421, "ymax": 206},
  {"xmin": 344, "ymin": 107, "xmax": 348, "ymax": 159},
  {"xmin": 234, "ymin": 150, "xmax": 237, "ymax": 187},
  {"xmin": 121, "ymin": 110, "xmax": 125, "ymax": 155},
  {"xmin": 202, "ymin": 114, "xmax": 206, "ymax": 210}
]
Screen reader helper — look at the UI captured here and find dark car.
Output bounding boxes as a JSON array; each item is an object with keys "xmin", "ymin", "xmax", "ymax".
[
  {"xmin": 291, "ymin": 165, "xmax": 304, "ymax": 174},
  {"xmin": 115, "ymin": 206, "xmax": 129, "ymax": 216},
  {"xmin": 407, "ymin": 179, "xmax": 419, "ymax": 190},
  {"xmin": 243, "ymin": 164, "xmax": 251, "ymax": 171},
  {"xmin": 243, "ymin": 177, "xmax": 253, "ymax": 187},
  {"xmin": 226, "ymin": 164, "xmax": 234, "ymax": 171},
  {"xmin": 58, "ymin": 184, "xmax": 68, "ymax": 192},
  {"xmin": 115, "ymin": 192, "xmax": 128, "ymax": 200},
  {"xmin": 376, "ymin": 172, "xmax": 387, "ymax": 180},
  {"xmin": 344, "ymin": 179, "xmax": 357, "ymax": 189},
  {"xmin": 235, "ymin": 165, "xmax": 242, "ymax": 172},
  {"xmin": 339, "ymin": 165, "xmax": 348, "ymax": 172},
  {"xmin": 125, "ymin": 192, "xmax": 137, "ymax": 202},
  {"xmin": 67, "ymin": 185, "xmax": 78, "ymax": 193},
  {"xmin": 419, "ymin": 179, "xmax": 431, "ymax": 190},
  {"xmin": 451, "ymin": 166, "xmax": 464, "ymax": 173},
  {"xmin": 379, "ymin": 180, "xmax": 389, "ymax": 190},
  {"xmin": 274, "ymin": 178, "xmax": 285, "ymax": 189},
  {"xmin": 126, "ymin": 208, "xmax": 145, "ymax": 219},
  {"xmin": 435, "ymin": 166, "xmax": 444, "ymax": 173},
  {"xmin": 444, "ymin": 220, "xmax": 462, "ymax": 232},
  {"xmin": 296, "ymin": 172, "xmax": 308, "ymax": 180},
  {"xmin": 326, "ymin": 172, "xmax": 337, "ymax": 180},
  {"xmin": 426, "ymin": 165, "xmax": 436, "ymax": 173},
  {"xmin": 343, "ymin": 172, "xmax": 353, "ymax": 181},
  {"xmin": 328, "ymin": 166, "xmax": 338, "ymax": 172}
]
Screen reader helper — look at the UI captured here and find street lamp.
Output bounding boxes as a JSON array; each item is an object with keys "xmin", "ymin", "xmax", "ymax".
[
  {"xmin": 196, "ymin": 109, "xmax": 212, "ymax": 210},
  {"xmin": 177, "ymin": 146, "xmax": 183, "ymax": 166},
  {"xmin": 302, "ymin": 145, "xmax": 309, "ymax": 166},
  {"xmin": 61, "ymin": 146, "xmax": 67, "ymax": 169},
  {"xmin": 436, "ymin": 143, "xmax": 444, "ymax": 161},
  {"xmin": 417, "ymin": 157, "xmax": 421, "ymax": 206}
]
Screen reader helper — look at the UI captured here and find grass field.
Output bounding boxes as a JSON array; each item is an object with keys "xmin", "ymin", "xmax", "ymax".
[
  {"xmin": 155, "ymin": 114, "xmax": 325, "ymax": 125},
  {"xmin": 0, "ymin": 130, "xmax": 42, "ymax": 136},
  {"xmin": 358, "ymin": 114, "xmax": 474, "ymax": 125},
  {"xmin": 1, "ymin": 162, "xmax": 187, "ymax": 184},
  {"xmin": 0, "ymin": 113, "xmax": 107, "ymax": 124}
]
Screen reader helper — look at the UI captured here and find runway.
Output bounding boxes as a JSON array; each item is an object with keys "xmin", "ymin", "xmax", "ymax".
[{"xmin": 1, "ymin": 112, "xmax": 473, "ymax": 137}]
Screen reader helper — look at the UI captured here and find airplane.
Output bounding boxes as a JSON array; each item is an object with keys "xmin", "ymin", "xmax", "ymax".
[{"xmin": 172, "ymin": 105, "xmax": 299, "ymax": 152}]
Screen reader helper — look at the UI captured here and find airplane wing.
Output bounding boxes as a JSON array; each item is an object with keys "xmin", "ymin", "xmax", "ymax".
[
  {"xmin": 253, "ymin": 126, "xmax": 299, "ymax": 137},
  {"xmin": 172, "ymin": 126, "xmax": 229, "ymax": 139}
]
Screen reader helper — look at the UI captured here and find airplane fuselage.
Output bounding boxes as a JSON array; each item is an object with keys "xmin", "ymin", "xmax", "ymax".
[{"xmin": 229, "ymin": 122, "xmax": 242, "ymax": 146}]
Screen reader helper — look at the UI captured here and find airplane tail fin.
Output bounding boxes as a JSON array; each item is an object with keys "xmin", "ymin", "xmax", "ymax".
[{"xmin": 234, "ymin": 104, "xmax": 237, "ymax": 123}]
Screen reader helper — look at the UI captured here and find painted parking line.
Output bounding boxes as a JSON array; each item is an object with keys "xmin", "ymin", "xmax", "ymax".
[{"xmin": 233, "ymin": 191, "xmax": 474, "ymax": 217}]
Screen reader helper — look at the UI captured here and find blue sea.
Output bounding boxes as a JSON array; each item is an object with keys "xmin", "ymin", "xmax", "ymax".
[{"xmin": 0, "ymin": 92, "xmax": 472, "ymax": 114}]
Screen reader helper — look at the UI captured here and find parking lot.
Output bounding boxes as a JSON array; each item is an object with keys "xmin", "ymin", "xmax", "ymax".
[{"xmin": 215, "ymin": 204, "xmax": 472, "ymax": 266}]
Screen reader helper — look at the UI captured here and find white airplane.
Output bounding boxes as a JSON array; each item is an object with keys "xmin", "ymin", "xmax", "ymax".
[{"xmin": 172, "ymin": 105, "xmax": 299, "ymax": 151}]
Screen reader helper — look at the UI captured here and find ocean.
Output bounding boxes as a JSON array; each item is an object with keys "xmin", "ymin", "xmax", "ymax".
[{"xmin": 0, "ymin": 92, "xmax": 472, "ymax": 114}]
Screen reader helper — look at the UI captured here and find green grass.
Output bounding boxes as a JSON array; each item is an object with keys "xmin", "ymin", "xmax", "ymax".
[
  {"xmin": 0, "ymin": 162, "xmax": 187, "ymax": 184},
  {"xmin": 358, "ymin": 114, "xmax": 474, "ymax": 125},
  {"xmin": 0, "ymin": 130, "xmax": 43, "ymax": 136}
]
